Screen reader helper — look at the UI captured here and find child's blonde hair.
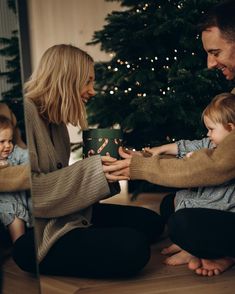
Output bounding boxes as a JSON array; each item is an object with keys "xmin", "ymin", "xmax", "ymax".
[
  {"xmin": 0, "ymin": 115, "xmax": 14, "ymax": 131},
  {"xmin": 24, "ymin": 44, "xmax": 94, "ymax": 129},
  {"xmin": 202, "ymin": 92, "xmax": 235, "ymax": 128}
]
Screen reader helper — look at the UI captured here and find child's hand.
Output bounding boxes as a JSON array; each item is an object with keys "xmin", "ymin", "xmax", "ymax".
[
  {"xmin": 0, "ymin": 160, "xmax": 8, "ymax": 168},
  {"xmin": 119, "ymin": 147, "xmax": 142, "ymax": 157},
  {"xmin": 144, "ymin": 146, "xmax": 163, "ymax": 156},
  {"xmin": 186, "ymin": 151, "xmax": 194, "ymax": 158}
]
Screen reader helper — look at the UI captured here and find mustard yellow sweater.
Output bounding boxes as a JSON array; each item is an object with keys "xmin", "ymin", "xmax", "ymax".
[
  {"xmin": 24, "ymin": 98, "xmax": 118, "ymax": 262},
  {"xmin": 130, "ymin": 129, "xmax": 235, "ymax": 188}
]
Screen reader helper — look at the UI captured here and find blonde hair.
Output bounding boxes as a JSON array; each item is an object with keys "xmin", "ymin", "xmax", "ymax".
[
  {"xmin": 24, "ymin": 44, "xmax": 94, "ymax": 128},
  {"xmin": 202, "ymin": 92, "xmax": 235, "ymax": 127}
]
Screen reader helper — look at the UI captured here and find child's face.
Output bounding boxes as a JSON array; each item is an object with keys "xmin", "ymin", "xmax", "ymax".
[
  {"xmin": 204, "ymin": 115, "xmax": 234, "ymax": 146},
  {"xmin": 0, "ymin": 128, "xmax": 14, "ymax": 159}
]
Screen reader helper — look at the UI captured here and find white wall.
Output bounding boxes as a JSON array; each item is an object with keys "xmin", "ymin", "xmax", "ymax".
[
  {"xmin": 27, "ymin": 0, "xmax": 122, "ymax": 145},
  {"xmin": 26, "ymin": 0, "xmax": 123, "ymax": 158},
  {"xmin": 27, "ymin": 0, "xmax": 122, "ymax": 68}
]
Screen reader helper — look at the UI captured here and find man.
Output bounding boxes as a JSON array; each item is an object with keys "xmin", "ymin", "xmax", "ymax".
[{"xmin": 103, "ymin": 0, "xmax": 235, "ymax": 277}]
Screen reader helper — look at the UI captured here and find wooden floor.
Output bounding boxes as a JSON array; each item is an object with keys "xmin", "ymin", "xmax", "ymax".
[
  {"xmin": 2, "ymin": 256, "xmax": 40, "ymax": 294},
  {"xmin": 2, "ymin": 188, "xmax": 235, "ymax": 294}
]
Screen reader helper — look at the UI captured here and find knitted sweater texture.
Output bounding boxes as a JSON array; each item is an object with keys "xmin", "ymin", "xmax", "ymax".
[
  {"xmin": 25, "ymin": 98, "xmax": 115, "ymax": 262},
  {"xmin": 130, "ymin": 129, "xmax": 235, "ymax": 188}
]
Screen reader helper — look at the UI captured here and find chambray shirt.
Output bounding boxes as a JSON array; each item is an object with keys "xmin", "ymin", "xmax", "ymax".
[
  {"xmin": 175, "ymin": 138, "xmax": 235, "ymax": 212},
  {"xmin": 0, "ymin": 145, "xmax": 32, "ymax": 226}
]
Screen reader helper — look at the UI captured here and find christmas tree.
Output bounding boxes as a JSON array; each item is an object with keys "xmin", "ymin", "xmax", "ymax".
[
  {"xmin": 87, "ymin": 0, "xmax": 233, "ymax": 149},
  {"xmin": 0, "ymin": 0, "xmax": 25, "ymax": 138}
]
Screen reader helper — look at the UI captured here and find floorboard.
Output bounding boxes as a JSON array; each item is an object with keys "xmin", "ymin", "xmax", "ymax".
[{"xmin": 2, "ymin": 188, "xmax": 235, "ymax": 294}]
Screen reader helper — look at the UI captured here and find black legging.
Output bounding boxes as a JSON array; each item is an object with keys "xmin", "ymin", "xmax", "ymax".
[
  {"xmin": 160, "ymin": 193, "xmax": 235, "ymax": 259},
  {"xmin": 13, "ymin": 203, "xmax": 164, "ymax": 278}
]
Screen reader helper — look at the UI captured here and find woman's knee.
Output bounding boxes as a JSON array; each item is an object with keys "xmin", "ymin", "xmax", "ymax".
[
  {"xmin": 133, "ymin": 207, "xmax": 165, "ymax": 243},
  {"xmin": 103, "ymin": 228, "xmax": 151, "ymax": 277}
]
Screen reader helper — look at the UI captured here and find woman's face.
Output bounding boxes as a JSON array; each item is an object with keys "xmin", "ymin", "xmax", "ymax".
[{"xmin": 80, "ymin": 65, "xmax": 96, "ymax": 104}]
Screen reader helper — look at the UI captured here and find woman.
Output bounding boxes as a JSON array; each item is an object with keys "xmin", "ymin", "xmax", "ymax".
[{"xmin": 12, "ymin": 44, "xmax": 164, "ymax": 278}]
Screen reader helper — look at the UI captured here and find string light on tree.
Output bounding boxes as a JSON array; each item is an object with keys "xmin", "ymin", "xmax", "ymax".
[{"xmin": 88, "ymin": 0, "xmax": 229, "ymax": 151}]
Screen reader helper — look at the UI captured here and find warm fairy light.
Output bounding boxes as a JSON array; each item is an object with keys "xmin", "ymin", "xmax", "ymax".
[
  {"xmin": 114, "ymin": 68, "xmax": 118, "ymax": 71},
  {"xmin": 110, "ymin": 90, "xmax": 114, "ymax": 94}
]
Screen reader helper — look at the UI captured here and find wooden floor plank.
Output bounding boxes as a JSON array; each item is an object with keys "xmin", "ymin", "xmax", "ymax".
[
  {"xmin": 2, "ymin": 258, "xmax": 40, "ymax": 294},
  {"xmin": 3, "ymin": 191, "xmax": 235, "ymax": 294}
]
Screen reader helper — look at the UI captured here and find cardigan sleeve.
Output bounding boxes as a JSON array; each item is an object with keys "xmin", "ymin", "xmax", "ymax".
[
  {"xmin": 31, "ymin": 154, "xmax": 118, "ymax": 218},
  {"xmin": 0, "ymin": 164, "xmax": 30, "ymax": 192},
  {"xmin": 130, "ymin": 129, "xmax": 235, "ymax": 188},
  {"xmin": 24, "ymin": 99, "xmax": 119, "ymax": 218}
]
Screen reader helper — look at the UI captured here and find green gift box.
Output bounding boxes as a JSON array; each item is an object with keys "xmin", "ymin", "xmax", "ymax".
[{"xmin": 83, "ymin": 128, "xmax": 123, "ymax": 158}]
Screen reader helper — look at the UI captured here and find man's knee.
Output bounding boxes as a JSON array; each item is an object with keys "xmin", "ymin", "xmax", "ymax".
[{"xmin": 167, "ymin": 209, "xmax": 195, "ymax": 246}]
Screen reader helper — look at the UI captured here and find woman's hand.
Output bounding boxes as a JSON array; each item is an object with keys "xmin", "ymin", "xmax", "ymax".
[
  {"xmin": 101, "ymin": 153, "xmax": 130, "ymax": 182},
  {"xmin": 104, "ymin": 158, "xmax": 131, "ymax": 181},
  {"xmin": 102, "ymin": 150, "xmax": 131, "ymax": 182}
]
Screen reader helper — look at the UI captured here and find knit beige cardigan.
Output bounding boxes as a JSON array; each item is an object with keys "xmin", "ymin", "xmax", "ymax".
[
  {"xmin": 24, "ymin": 98, "xmax": 118, "ymax": 262},
  {"xmin": 130, "ymin": 128, "xmax": 235, "ymax": 188},
  {"xmin": 0, "ymin": 103, "xmax": 30, "ymax": 192}
]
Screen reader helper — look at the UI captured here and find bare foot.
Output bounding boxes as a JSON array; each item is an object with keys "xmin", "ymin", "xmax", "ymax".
[
  {"xmin": 194, "ymin": 258, "xmax": 235, "ymax": 277},
  {"xmin": 161, "ymin": 243, "xmax": 181, "ymax": 255},
  {"xmin": 164, "ymin": 250, "xmax": 194, "ymax": 266},
  {"xmin": 188, "ymin": 256, "xmax": 202, "ymax": 271}
]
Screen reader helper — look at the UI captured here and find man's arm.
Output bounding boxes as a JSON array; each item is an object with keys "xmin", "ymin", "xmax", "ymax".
[
  {"xmin": 130, "ymin": 129, "xmax": 235, "ymax": 188},
  {"xmin": 0, "ymin": 165, "xmax": 30, "ymax": 192}
]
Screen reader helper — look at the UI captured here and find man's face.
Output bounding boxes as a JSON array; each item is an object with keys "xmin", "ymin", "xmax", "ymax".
[{"xmin": 202, "ymin": 26, "xmax": 235, "ymax": 80}]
